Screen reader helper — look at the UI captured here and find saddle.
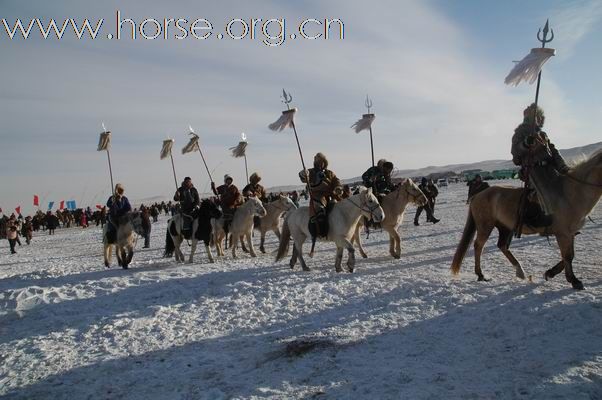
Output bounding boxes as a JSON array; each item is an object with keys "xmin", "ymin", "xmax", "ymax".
[{"xmin": 308, "ymin": 201, "xmax": 335, "ymax": 240}]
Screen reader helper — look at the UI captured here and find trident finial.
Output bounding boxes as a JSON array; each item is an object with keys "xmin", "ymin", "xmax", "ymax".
[
  {"xmin": 241, "ymin": 132, "xmax": 247, "ymax": 142},
  {"xmin": 102, "ymin": 122, "xmax": 107, "ymax": 133},
  {"xmin": 281, "ymin": 88, "xmax": 293, "ymax": 109},
  {"xmin": 537, "ymin": 19, "xmax": 554, "ymax": 46},
  {"xmin": 365, "ymin": 95, "xmax": 373, "ymax": 113}
]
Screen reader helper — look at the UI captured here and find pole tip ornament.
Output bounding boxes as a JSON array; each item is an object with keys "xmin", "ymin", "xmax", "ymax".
[{"xmin": 97, "ymin": 131, "xmax": 111, "ymax": 151}]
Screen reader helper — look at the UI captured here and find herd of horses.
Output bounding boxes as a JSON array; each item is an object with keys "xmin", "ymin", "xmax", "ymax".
[{"xmin": 102, "ymin": 150, "xmax": 602, "ymax": 290}]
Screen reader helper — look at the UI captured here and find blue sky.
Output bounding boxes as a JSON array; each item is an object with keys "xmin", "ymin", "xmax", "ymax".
[{"xmin": 1, "ymin": 0, "xmax": 601, "ymax": 213}]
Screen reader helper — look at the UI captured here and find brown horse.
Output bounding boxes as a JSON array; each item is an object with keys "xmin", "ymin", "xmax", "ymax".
[{"xmin": 451, "ymin": 150, "xmax": 602, "ymax": 290}]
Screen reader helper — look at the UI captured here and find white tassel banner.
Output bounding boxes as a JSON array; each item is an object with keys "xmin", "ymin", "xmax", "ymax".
[
  {"xmin": 504, "ymin": 48, "xmax": 556, "ymax": 86},
  {"xmin": 97, "ymin": 131, "xmax": 111, "ymax": 151},
  {"xmin": 160, "ymin": 138, "xmax": 174, "ymax": 160},
  {"xmin": 351, "ymin": 113, "xmax": 376, "ymax": 134},
  {"xmin": 182, "ymin": 133, "xmax": 200, "ymax": 154},
  {"xmin": 269, "ymin": 108, "xmax": 297, "ymax": 132}
]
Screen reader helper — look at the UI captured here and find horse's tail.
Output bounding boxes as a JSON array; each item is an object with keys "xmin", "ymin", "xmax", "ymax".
[
  {"xmin": 451, "ymin": 208, "xmax": 476, "ymax": 275},
  {"xmin": 164, "ymin": 225, "xmax": 175, "ymax": 257},
  {"xmin": 275, "ymin": 218, "xmax": 291, "ymax": 262}
]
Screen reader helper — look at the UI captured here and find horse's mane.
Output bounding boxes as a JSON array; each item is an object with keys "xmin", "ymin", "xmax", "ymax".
[{"xmin": 570, "ymin": 149, "xmax": 602, "ymax": 175}]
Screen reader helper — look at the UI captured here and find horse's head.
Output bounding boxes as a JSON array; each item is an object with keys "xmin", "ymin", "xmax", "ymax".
[
  {"xmin": 360, "ymin": 188, "xmax": 385, "ymax": 223},
  {"xmin": 129, "ymin": 212, "xmax": 146, "ymax": 236},
  {"xmin": 401, "ymin": 178, "xmax": 428, "ymax": 207},
  {"xmin": 200, "ymin": 199, "xmax": 222, "ymax": 219},
  {"xmin": 249, "ymin": 197, "xmax": 267, "ymax": 217},
  {"xmin": 279, "ymin": 194, "xmax": 297, "ymax": 210}
]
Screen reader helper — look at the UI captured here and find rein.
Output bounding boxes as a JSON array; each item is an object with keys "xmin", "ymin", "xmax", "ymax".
[{"xmin": 348, "ymin": 196, "xmax": 381, "ymax": 220}]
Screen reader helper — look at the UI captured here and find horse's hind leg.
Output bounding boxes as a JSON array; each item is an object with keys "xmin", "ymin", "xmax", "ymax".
[
  {"xmin": 556, "ymin": 234, "xmax": 583, "ymax": 290},
  {"xmin": 289, "ymin": 246, "xmax": 298, "ymax": 269},
  {"xmin": 294, "ymin": 237, "xmax": 310, "ymax": 271},
  {"xmin": 334, "ymin": 246, "xmax": 344, "ymax": 273},
  {"xmin": 387, "ymin": 227, "xmax": 401, "ymax": 259},
  {"xmin": 353, "ymin": 223, "xmax": 367, "ymax": 259},
  {"xmin": 205, "ymin": 242, "xmax": 215, "ymax": 263},
  {"xmin": 544, "ymin": 261, "xmax": 565, "ymax": 281},
  {"xmin": 125, "ymin": 246, "xmax": 134, "ymax": 268},
  {"xmin": 104, "ymin": 244, "xmax": 112, "ymax": 268},
  {"xmin": 497, "ymin": 227, "xmax": 525, "ymax": 280},
  {"xmin": 474, "ymin": 224, "xmax": 494, "ymax": 282},
  {"xmin": 120, "ymin": 247, "xmax": 129, "ymax": 269},
  {"xmin": 344, "ymin": 240, "xmax": 356, "ymax": 273},
  {"xmin": 246, "ymin": 233, "xmax": 257, "ymax": 257},
  {"xmin": 241, "ymin": 235, "xmax": 249, "ymax": 253},
  {"xmin": 188, "ymin": 239, "xmax": 197, "ymax": 264}
]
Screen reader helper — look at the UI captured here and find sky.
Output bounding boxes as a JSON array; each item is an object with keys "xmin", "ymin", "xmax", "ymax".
[{"xmin": 0, "ymin": 0, "xmax": 601, "ymax": 213}]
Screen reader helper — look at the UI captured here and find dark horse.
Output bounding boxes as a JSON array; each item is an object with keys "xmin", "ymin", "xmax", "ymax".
[
  {"xmin": 164, "ymin": 199, "xmax": 222, "ymax": 263},
  {"xmin": 103, "ymin": 212, "xmax": 145, "ymax": 269},
  {"xmin": 451, "ymin": 151, "xmax": 602, "ymax": 290}
]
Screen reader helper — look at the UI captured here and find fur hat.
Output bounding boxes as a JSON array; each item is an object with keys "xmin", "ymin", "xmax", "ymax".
[
  {"xmin": 224, "ymin": 174, "xmax": 233, "ymax": 182},
  {"xmin": 115, "ymin": 183, "xmax": 125, "ymax": 195},
  {"xmin": 377, "ymin": 158, "xmax": 387, "ymax": 168},
  {"xmin": 314, "ymin": 152, "xmax": 328, "ymax": 169},
  {"xmin": 250, "ymin": 172, "xmax": 261, "ymax": 183},
  {"xmin": 523, "ymin": 103, "xmax": 545, "ymax": 127}
]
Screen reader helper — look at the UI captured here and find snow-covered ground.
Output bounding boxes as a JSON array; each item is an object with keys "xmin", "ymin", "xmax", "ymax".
[{"xmin": 1, "ymin": 180, "xmax": 600, "ymax": 400}]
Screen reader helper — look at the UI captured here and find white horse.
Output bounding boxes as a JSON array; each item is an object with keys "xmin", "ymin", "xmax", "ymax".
[
  {"xmin": 256, "ymin": 195, "xmax": 297, "ymax": 253},
  {"xmin": 164, "ymin": 199, "xmax": 222, "ymax": 264},
  {"xmin": 353, "ymin": 178, "xmax": 428, "ymax": 259},
  {"xmin": 103, "ymin": 212, "xmax": 145, "ymax": 269},
  {"xmin": 276, "ymin": 188, "xmax": 385, "ymax": 273},
  {"xmin": 211, "ymin": 197, "xmax": 267, "ymax": 258}
]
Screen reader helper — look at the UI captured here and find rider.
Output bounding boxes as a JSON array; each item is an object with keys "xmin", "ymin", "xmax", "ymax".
[
  {"xmin": 173, "ymin": 176, "xmax": 200, "ymax": 231},
  {"xmin": 511, "ymin": 103, "xmax": 569, "ymax": 227},
  {"xmin": 106, "ymin": 183, "xmax": 132, "ymax": 240},
  {"xmin": 299, "ymin": 152, "xmax": 343, "ymax": 239},
  {"xmin": 362, "ymin": 159, "xmax": 396, "ymax": 200},
  {"xmin": 211, "ymin": 174, "xmax": 242, "ymax": 232},
  {"xmin": 242, "ymin": 172, "xmax": 267, "ymax": 202}
]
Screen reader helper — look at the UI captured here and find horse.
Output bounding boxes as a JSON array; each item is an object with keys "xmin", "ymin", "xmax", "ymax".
[
  {"xmin": 103, "ymin": 212, "xmax": 145, "ymax": 269},
  {"xmin": 451, "ymin": 150, "xmax": 602, "ymax": 290},
  {"xmin": 353, "ymin": 178, "xmax": 428, "ymax": 259},
  {"xmin": 211, "ymin": 197, "xmax": 267, "ymax": 258},
  {"xmin": 255, "ymin": 195, "xmax": 297, "ymax": 253},
  {"xmin": 276, "ymin": 188, "xmax": 385, "ymax": 273},
  {"xmin": 164, "ymin": 199, "xmax": 222, "ymax": 264}
]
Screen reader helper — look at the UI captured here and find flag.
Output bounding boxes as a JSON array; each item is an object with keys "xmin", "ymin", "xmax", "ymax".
[
  {"xmin": 98, "ymin": 131, "xmax": 111, "ymax": 151},
  {"xmin": 33, "ymin": 195, "xmax": 39, "ymax": 207},
  {"xmin": 229, "ymin": 133, "xmax": 248, "ymax": 158},
  {"xmin": 48, "ymin": 201, "xmax": 55, "ymax": 210},
  {"xmin": 504, "ymin": 48, "xmax": 556, "ymax": 86},
  {"xmin": 96, "ymin": 204, "xmax": 103, "ymax": 210},
  {"xmin": 269, "ymin": 108, "xmax": 297, "ymax": 132},
  {"xmin": 59, "ymin": 200, "xmax": 65, "ymax": 210},
  {"xmin": 182, "ymin": 133, "xmax": 200, "ymax": 154},
  {"xmin": 66, "ymin": 200, "xmax": 77, "ymax": 210},
  {"xmin": 351, "ymin": 113, "xmax": 376, "ymax": 134},
  {"xmin": 15, "ymin": 206, "xmax": 21, "ymax": 215},
  {"xmin": 160, "ymin": 138, "xmax": 175, "ymax": 160}
]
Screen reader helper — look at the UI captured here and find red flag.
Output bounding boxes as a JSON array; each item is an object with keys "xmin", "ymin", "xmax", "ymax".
[
  {"xmin": 15, "ymin": 206, "xmax": 21, "ymax": 215},
  {"xmin": 59, "ymin": 200, "xmax": 65, "ymax": 210},
  {"xmin": 33, "ymin": 195, "xmax": 39, "ymax": 206},
  {"xmin": 96, "ymin": 204, "xmax": 103, "ymax": 210}
]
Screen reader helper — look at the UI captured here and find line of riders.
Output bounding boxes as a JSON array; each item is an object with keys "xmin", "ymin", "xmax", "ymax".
[{"xmin": 101, "ymin": 103, "xmax": 567, "ymax": 252}]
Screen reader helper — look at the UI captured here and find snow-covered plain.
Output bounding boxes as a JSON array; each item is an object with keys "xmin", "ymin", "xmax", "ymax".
[{"xmin": 1, "ymin": 180, "xmax": 600, "ymax": 400}]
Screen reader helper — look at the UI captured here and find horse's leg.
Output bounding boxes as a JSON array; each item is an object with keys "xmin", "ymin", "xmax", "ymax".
[
  {"xmin": 104, "ymin": 244, "xmax": 111, "ymax": 268},
  {"xmin": 334, "ymin": 246, "xmax": 344, "ymax": 273},
  {"xmin": 125, "ymin": 245, "xmax": 134, "ymax": 268},
  {"xmin": 205, "ymin": 241, "xmax": 215, "ymax": 263},
  {"xmin": 230, "ymin": 234, "xmax": 238, "ymax": 258},
  {"xmin": 289, "ymin": 245, "xmax": 298, "ymax": 269},
  {"xmin": 241, "ymin": 235, "xmax": 249, "ymax": 253},
  {"xmin": 343, "ymin": 239, "xmax": 356, "ymax": 273},
  {"xmin": 544, "ymin": 261, "xmax": 565, "ymax": 281},
  {"xmin": 353, "ymin": 223, "xmax": 368, "ymax": 259},
  {"xmin": 474, "ymin": 224, "xmax": 494, "ymax": 282},
  {"xmin": 188, "ymin": 239, "xmax": 197, "ymax": 264},
  {"xmin": 259, "ymin": 230, "xmax": 266, "ymax": 254},
  {"xmin": 388, "ymin": 230, "xmax": 396, "ymax": 258},
  {"xmin": 556, "ymin": 234, "xmax": 583, "ymax": 290},
  {"xmin": 294, "ymin": 236, "xmax": 310, "ymax": 271},
  {"xmin": 387, "ymin": 227, "xmax": 401, "ymax": 259},
  {"xmin": 174, "ymin": 237, "xmax": 183, "ymax": 262},
  {"xmin": 496, "ymin": 227, "xmax": 525, "ymax": 280},
  {"xmin": 116, "ymin": 245, "xmax": 123, "ymax": 267},
  {"xmin": 246, "ymin": 233, "xmax": 257, "ymax": 257}
]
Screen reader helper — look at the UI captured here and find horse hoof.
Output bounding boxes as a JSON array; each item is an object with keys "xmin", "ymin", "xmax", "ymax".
[
  {"xmin": 477, "ymin": 275, "xmax": 490, "ymax": 282},
  {"xmin": 516, "ymin": 271, "xmax": 526, "ymax": 280},
  {"xmin": 543, "ymin": 271, "xmax": 553, "ymax": 281},
  {"xmin": 302, "ymin": 266, "xmax": 311, "ymax": 272},
  {"xmin": 260, "ymin": 247, "xmax": 266, "ymax": 253},
  {"xmin": 122, "ymin": 265, "xmax": 129, "ymax": 270},
  {"xmin": 360, "ymin": 253, "xmax": 367, "ymax": 259},
  {"xmin": 571, "ymin": 281, "xmax": 585, "ymax": 290}
]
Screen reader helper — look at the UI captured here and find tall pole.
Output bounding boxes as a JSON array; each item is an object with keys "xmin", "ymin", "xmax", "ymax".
[
  {"xmin": 169, "ymin": 153, "xmax": 179, "ymax": 190},
  {"xmin": 106, "ymin": 149, "xmax": 115, "ymax": 194},
  {"xmin": 244, "ymin": 154, "xmax": 249, "ymax": 185},
  {"xmin": 366, "ymin": 95, "xmax": 375, "ymax": 167},
  {"xmin": 197, "ymin": 146, "xmax": 213, "ymax": 183}
]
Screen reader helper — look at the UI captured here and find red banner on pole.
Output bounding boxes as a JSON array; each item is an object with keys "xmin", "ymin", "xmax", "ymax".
[
  {"xmin": 15, "ymin": 206, "xmax": 21, "ymax": 215},
  {"xmin": 59, "ymin": 200, "xmax": 65, "ymax": 210},
  {"xmin": 33, "ymin": 195, "xmax": 39, "ymax": 207}
]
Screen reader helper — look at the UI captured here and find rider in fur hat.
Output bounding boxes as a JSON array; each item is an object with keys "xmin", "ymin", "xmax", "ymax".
[
  {"xmin": 242, "ymin": 172, "xmax": 267, "ymax": 202},
  {"xmin": 106, "ymin": 183, "xmax": 132, "ymax": 238},
  {"xmin": 299, "ymin": 152, "xmax": 342, "ymax": 238},
  {"xmin": 211, "ymin": 174, "xmax": 243, "ymax": 231},
  {"xmin": 511, "ymin": 103, "xmax": 569, "ymax": 227}
]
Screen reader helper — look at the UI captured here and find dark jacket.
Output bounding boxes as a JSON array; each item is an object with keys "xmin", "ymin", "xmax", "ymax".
[
  {"xmin": 174, "ymin": 185, "xmax": 200, "ymax": 214},
  {"xmin": 106, "ymin": 196, "xmax": 132, "ymax": 219},
  {"xmin": 362, "ymin": 166, "xmax": 395, "ymax": 195},
  {"xmin": 511, "ymin": 123, "xmax": 569, "ymax": 173},
  {"xmin": 214, "ymin": 184, "xmax": 242, "ymax": 210},
  {"xmin": 242, "ymin": 183, "xmax": 266, "ymax": 201}
]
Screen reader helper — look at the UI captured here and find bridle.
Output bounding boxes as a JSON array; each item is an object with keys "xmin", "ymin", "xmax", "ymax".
[{"xmin": 348, "ymin": 194, "xmax": 382, "ymax": 221}]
